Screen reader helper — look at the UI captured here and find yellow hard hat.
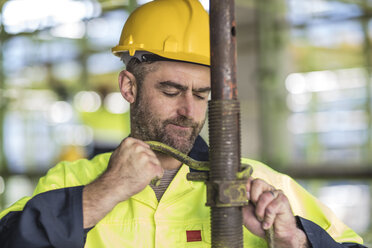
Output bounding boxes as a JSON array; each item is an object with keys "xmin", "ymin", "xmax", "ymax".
[{"xmin": 112, "ymin": 0, "xmax": 210, "ymax": 66}]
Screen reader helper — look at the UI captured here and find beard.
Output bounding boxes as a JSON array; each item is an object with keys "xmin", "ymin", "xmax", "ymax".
[{"xmin": 131, "ymin": 96, "xmax": 205, "ymax": 154}]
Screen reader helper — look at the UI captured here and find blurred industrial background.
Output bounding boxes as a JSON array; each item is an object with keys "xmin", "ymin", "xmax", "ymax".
[{"xmin": 0, "ymin": 0, "xmax": 371, "ymax": 245}]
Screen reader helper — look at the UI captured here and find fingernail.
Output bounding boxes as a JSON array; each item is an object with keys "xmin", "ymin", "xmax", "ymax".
[
  {"xmin": 262, "ymin": 222, "xmax": 270, "ymax": 230},
  {"xmin": 246, "ymin": 191, "xmax": 250, "ymax": 199}
]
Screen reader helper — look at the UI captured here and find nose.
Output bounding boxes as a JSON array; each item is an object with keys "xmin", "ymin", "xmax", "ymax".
[{"xmin": 177, "ymin": 92, "xmax": 194, "ymax": 118}]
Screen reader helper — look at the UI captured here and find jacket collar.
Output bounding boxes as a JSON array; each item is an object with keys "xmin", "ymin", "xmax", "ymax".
[{"xmin": 188, "ymin": 135, "xmax": 209, "ymax": 172}]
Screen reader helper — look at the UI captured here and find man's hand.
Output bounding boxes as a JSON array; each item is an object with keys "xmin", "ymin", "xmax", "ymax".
[
  {"xmin": 243, "ymin": 178, "xmax": 309, "ymax": 248},
  {"xmin": 101, "ymin": 137, "xmax": 164, "ymax": 201},
  {"xmin": 83, "ymin": 137, "xmax": 164, "ymax": 228}
]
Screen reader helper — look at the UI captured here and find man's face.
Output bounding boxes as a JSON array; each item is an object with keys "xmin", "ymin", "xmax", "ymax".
[{"xmin": 131, "ymin": 61, "xmax": 210, "ymax": 154}]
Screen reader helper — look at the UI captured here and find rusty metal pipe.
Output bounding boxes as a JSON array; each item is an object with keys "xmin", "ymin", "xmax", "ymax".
[
  {"xmin": 210, "ymin": 0, "xmax": 238, "ymax": 101},
  {"xmin": 209, "ymin": 0, "xmax": 243, "ymax": 247}
]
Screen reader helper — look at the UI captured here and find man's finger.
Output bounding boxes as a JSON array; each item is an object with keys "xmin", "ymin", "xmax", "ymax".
[
  {"xmin": 262, "ymin": 192, "xmax": 283, "ymax": 230},
  {"xmin": 121, "ymin": 137, "xmax": 137, "ymax": 147},
  {"xmin": 245, "ymin": 177, "xmax": 253, "ymax": 200},
  {"xmin": 134, "ymin": 139, "xmax": 151, "ymax": 148},
  {"xmin": 141, "ymin": 148, "xmax": 159, "ymax": 160},
  {"xmin": 255, "ymin": 190, "xmax": 278, "ymax": 222},
  {"xmin": 250, "ymin": 179, "xmax": 275, "ymax": 204},
  {"xmin": 242, "ymin": 202, "xmax": 266, "ymax": 238}
]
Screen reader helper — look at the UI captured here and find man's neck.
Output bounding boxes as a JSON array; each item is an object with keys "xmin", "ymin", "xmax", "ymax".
[{"xmin": 156, "ymin": 152, "xmax": 183, "ymax": 170}]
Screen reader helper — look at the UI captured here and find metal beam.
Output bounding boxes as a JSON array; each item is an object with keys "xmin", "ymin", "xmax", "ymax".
[
  {"xmin": 209, "ymin": 0, "xmax": 243, "ymax": 247},
  {"xmin": 283, "ymin": 166, "xmax": 372, "ymax": 180},
  {"xmin": 2, "ymin": 166, "xmax": 372, "ymax": 181}
]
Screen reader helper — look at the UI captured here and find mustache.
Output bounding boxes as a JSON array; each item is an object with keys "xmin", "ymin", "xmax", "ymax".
[{"xmin": 163, "ymin": 116, "xmax": 199, "ymax": 128}]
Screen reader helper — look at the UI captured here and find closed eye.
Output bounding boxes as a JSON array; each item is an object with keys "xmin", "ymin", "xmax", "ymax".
[
  {"xmin": 163, "ymin": 91, "xmax": 180, "ymax": 97},
  {"xmin": 193, "ymin": 93, "xmax": 206, "ymax": 100}
]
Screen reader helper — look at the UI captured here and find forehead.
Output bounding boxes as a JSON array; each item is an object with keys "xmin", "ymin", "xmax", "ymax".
[{"xmin": 146, "ymin": 61, "xmax": 210, "ymax": 88}]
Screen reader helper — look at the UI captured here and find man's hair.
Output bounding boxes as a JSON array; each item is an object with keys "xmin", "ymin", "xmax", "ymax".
[{"xmin": 121, "ymin": 55, "xmax": 158, "ymax": 98}]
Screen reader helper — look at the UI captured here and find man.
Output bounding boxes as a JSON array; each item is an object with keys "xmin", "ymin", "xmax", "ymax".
[{"xmin": 0, "ymin": 0, "xmax": 366, "ymax": 247}]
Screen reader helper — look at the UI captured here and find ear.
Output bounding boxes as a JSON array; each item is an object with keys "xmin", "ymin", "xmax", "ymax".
[{"xmin": 118, "ymin": 70, "xmax": 137, "ymax": 104}]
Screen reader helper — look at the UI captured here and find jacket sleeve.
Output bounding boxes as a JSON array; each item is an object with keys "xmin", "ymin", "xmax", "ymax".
[
  {"xmin": 0, "ymin": 186, "xmax": 85, "ymax": 248},
  {"xmin": 245, "ymin": 158, "xmax": 365, "ymax": 247},
  {"xmin": 296, "ymin": 216, "xmax": 367, "ymax": 248}
]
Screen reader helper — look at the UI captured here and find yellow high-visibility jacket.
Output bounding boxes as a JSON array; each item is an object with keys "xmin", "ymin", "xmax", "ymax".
[{"xmin": 0, "ymin": 152, "xmax": 363, "ymax": 248}]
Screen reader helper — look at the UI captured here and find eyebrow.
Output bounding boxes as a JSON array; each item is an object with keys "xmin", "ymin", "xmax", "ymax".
[{"xmin": 157, "ymin": 81, "xmax": 211, "ymax": 93}]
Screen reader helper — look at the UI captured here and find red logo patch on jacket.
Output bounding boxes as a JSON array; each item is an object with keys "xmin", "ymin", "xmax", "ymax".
[{"xmin": 186, "ymin": 230, "xmax": 202, "ymax": 242}]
